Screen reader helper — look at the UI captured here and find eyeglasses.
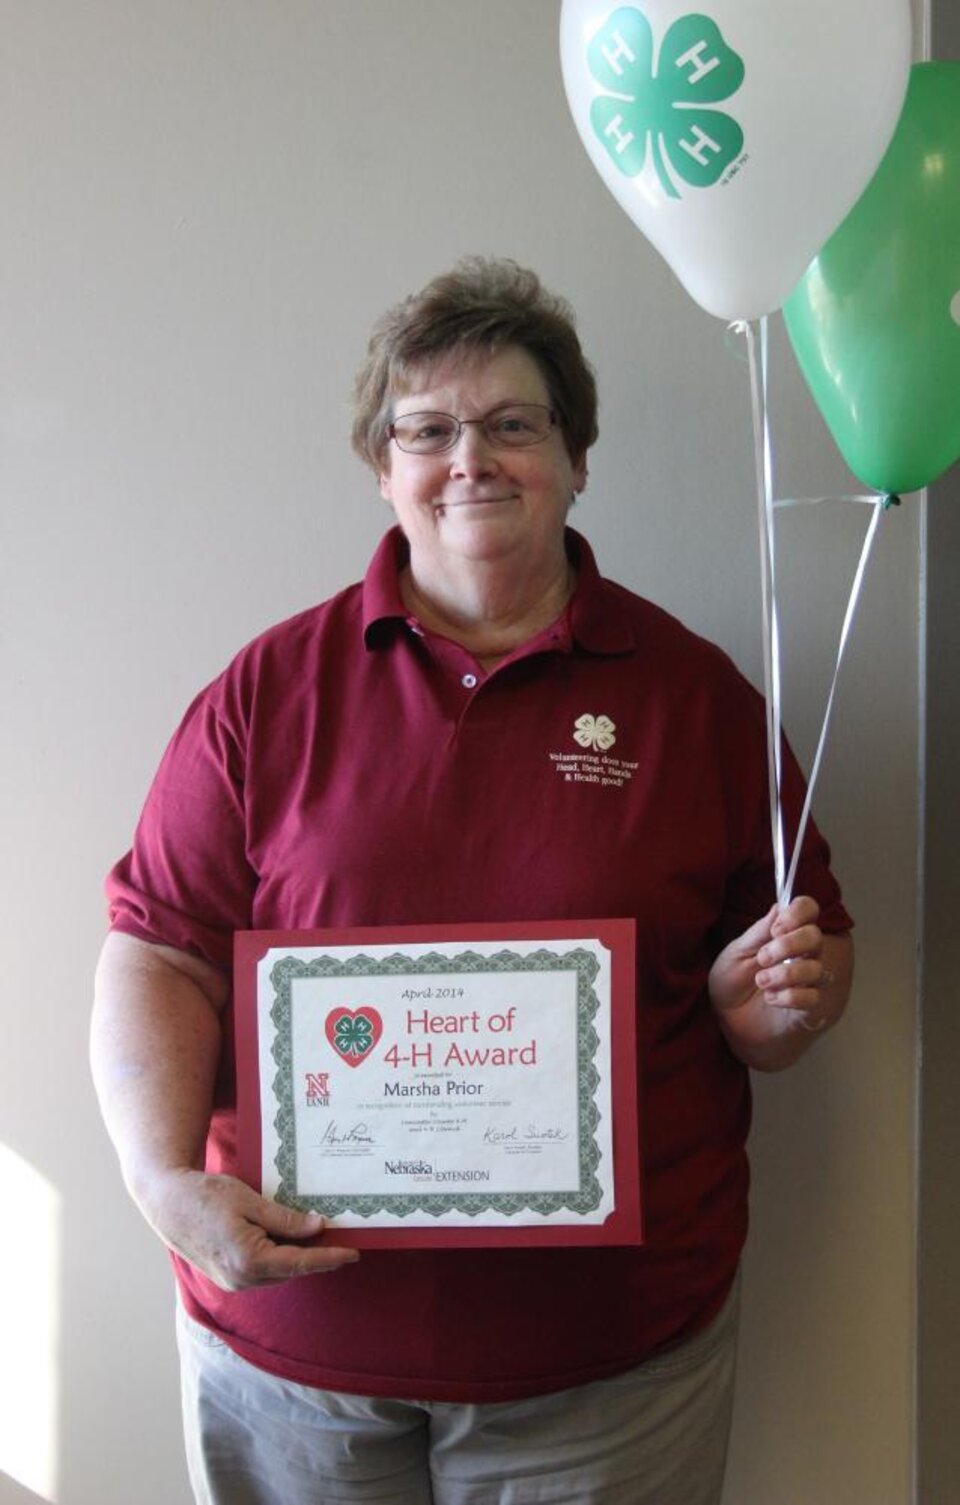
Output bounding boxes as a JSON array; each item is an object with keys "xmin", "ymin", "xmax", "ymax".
[{"xmin": 388, "ymin": 403, "xmax": 557, "ymax": 455}]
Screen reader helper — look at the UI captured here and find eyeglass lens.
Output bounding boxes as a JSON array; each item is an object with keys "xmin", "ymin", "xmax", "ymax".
[{"xmin": 390, "ymin": 404, "xmax": 554, "ymax": 454}]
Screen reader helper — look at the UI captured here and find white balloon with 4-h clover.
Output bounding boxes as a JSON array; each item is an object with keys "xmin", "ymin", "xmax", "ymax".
[{"xmin": 559, "ymin": 0, "xmax": 912, "ymax": 320}]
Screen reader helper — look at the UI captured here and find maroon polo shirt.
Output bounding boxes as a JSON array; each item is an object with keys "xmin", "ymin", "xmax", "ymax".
[{"xmin": 107, "ymin": 526, "xmax": 851, "ymax": 1401}]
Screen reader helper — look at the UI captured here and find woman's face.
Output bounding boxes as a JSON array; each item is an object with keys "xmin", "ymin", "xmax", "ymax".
[{"xmin": 378, "ymin": 346, "xmax": 586, "ymax": 582}]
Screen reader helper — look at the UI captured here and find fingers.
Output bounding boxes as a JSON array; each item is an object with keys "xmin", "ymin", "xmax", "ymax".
[
  {"xmin": 220, "ymin": 1191, "xmax": 361, "ymax": 1290},
  {"xmin": 241, "ymin": 1233, "xmax": 361, "ymax": 1286},
  {"xmin": 725, "ymin": 896, "xmax": 822, "ymax": 972},
  {"xmin": 755, "ymin": 898, "xmax": 831, "ymax": 1028},
  {"xmin": 754, "ymin": 931, "xmax": 835, "ymax": 1037},
  {"xmin": 243, "ymin": 1199, "xmax": 361, "ymax": 1286},
  {"xmin": 257, "ymin": 1197, "xmax": 327, "ymax": 1241},
  {"xmin": 752, "ymin": 966, "xmax": 832, "ymax": 1037},
  {"xmin": 711, "ymin": 899, "xmax": 848, "ymax": 1055},
  {"xmin": 769, "ymin": 895, "xmax": 820, "ymax": 939},
  {"xmin": 149, "ymin": 1170, "xmax": 360, "ymax": 1292},
  {"xmin": 754, "ymin": 954, "xmax": 830, "ymax": 998},
  {"xmin": 727, "ymin": 904, "xmax": 780, "ymax": 958},
  {"xmin": 758, "ymin": 896, "xmax": 824, "ymax": 975},
  {"xmin": 757, "ymin": 929, "xmax": 823, "ymax": 974}
]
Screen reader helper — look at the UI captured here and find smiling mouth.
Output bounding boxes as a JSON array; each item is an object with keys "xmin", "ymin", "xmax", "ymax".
[{"xmin": 435, "ymin": 494, "xmax": 517, "ymax": 509}]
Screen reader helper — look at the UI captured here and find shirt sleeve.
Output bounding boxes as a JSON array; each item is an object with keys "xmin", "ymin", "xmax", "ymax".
[{"xmin": 105, "ymin": 677, "xmax": 256, "ymax": 972}]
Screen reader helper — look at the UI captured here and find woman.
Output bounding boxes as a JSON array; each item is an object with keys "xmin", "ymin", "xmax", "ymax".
[{"xmin": 92, "ymin": 258, "xmax": 853, "ymax": 1505}]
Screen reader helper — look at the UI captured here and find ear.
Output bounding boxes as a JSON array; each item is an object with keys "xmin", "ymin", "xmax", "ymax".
[
  {"xmin": 571, "ymin": 452, "xmax": 588, "ymax": 495},
  {"xmin": 378, "ymin": 470, "xmax": 393, "ymax": 503}
]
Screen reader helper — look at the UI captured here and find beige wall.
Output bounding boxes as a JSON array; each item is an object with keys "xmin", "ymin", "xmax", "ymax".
[{"xmin": 0, "ymin": 4, "xmax": 930, "ymax": 1502}]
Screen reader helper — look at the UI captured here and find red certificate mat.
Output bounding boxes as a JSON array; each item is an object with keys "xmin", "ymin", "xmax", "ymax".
[{"xmin": 235, "ymin": 918, "xmax": 641, "ymax": 1249}]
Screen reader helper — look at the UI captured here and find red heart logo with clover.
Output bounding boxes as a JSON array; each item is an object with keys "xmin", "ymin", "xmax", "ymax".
[{"xmin": 324, "ymin": 1007, "xmax": 383, "ymax": 1068}]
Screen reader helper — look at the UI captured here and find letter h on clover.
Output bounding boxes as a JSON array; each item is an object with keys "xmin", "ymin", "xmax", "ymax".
[{"xmin": 588, "ymin": 7, "xmax": 745, "ymax": 200}]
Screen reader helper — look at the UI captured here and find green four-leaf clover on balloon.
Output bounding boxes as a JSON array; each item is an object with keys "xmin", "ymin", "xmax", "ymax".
[{"xmin": 589, "ymin": 8, "xmax": 745, "ymax": 199}]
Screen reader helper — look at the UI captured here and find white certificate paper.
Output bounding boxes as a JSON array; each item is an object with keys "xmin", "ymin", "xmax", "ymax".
[{"xmin": 235, "ymin": 920, "xmax": 640, "ymax": 1248}]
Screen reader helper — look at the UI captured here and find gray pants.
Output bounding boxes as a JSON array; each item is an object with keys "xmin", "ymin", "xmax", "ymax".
[{"xmin": 176, "ymin": 1277, "xmax": 739, "ymax": 1505}]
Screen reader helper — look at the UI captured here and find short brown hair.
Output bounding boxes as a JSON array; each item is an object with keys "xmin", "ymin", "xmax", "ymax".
[{"xmin": 351, "ymin": 258, "xmax": 598, "ymax": 471}]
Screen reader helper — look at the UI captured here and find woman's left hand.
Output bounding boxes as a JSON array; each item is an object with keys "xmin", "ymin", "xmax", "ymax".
[{"xmin": 709, "ymin": 896, "xmax": 853, "ymax": 1070}]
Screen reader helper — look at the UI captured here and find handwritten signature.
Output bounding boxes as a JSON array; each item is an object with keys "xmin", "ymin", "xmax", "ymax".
[
  {"xmin": 320, "ymin": 1120, "xmax": 376, "ymax": 1146},
  {"xmin": 482, "ymin": 1124, "xmax": 569, "ymax": 1145}
]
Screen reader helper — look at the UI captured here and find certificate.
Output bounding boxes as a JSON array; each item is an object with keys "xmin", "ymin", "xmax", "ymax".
[{"xmin": 235, "ymin": 919, "xmax": 640, "ymax": 1248}]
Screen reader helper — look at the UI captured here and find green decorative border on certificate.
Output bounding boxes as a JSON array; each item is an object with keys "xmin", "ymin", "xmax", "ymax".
[{"xmin": 269, "ymin": 947, "xmax": 603, "ymax": 1219}]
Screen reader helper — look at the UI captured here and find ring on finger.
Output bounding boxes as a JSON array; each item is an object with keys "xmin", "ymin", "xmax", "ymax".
[
  {"xmin": 783, "ymin": 959, "xmax": 835, "ymax": 989},
  {"xmin": 799, "ymin": 1014, "xmax": 828, "ymax": 1033}
]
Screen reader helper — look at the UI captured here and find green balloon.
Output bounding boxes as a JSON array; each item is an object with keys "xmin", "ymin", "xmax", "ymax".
[{"xmin": 784, "ymin": 62, "xmax": 960, "ymax": 495}]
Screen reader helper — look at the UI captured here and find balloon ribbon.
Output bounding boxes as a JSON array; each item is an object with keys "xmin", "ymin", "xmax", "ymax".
[{"xmin": 738, "ymin": 317, "xmax": 888, "ymax": 906}]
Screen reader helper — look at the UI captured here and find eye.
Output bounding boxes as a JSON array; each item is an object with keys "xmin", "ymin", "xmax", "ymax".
[
  {"xmin": 413, "ymin": 418, "xmax": 452, "ymax": 440},
  {"xmin": 393, "ymin": 413, "xmax": 457, "ymax": 450},
  {"xmin": 484, "ymin": 405, "xmax": 555, "ymax": 446},
  {"xmin": 488, "ymin": 408, "xmax": 538, "ymax": 436}
]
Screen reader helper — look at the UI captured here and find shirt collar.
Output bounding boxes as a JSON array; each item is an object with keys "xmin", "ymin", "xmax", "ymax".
[
  {"xmin": 361, "ymin": 526, "xmax": 410, "ymax": 641},
  {"xmin": 564, "ymin": 528, "xmax": 636, "ymax": 655},
  {"xmin": 362, "ymin": 525, "xmax": 636, "ymax": 656}
]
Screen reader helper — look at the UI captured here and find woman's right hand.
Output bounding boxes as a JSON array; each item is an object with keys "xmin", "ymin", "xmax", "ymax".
[
  {"xmin": 92, "ymin": 934, "xmax": 360, "ymax": 1289},
  {"xmin": 140, "ymin": 1168, "xmax": 360, "ymax": 1290}
]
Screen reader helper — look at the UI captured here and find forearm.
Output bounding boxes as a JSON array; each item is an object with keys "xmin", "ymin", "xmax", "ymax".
[
  {"xmin": 92, "ymin": 931, "xmax": 360, "ymax": 1286},
  {"xmin": 90, "ymin": 931, "xmax": 228, "ymax": 1212}
]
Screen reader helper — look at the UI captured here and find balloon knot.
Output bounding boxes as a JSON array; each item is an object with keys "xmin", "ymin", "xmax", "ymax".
[{"xmin": 881, "ymin": 494, "xmax": 901, "ymax": 510}]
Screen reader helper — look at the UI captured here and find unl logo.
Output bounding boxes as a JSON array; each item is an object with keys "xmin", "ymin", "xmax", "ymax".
[{"xmin": 305, "ymin": 1072, "xmax": 330, "ymax": 1103}]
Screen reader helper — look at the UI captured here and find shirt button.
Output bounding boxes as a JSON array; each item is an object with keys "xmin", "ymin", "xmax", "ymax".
[{"xmin": 461, "ymin": 673, "xmax": 478, "ymax": 689}]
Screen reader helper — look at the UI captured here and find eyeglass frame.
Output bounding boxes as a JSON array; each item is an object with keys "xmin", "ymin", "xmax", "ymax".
[{"xmin": 386, "ymin": 402, "xmax": 558, "ymax": 456}]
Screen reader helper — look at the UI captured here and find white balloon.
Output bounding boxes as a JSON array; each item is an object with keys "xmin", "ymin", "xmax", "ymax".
[{"xmin": 560, "ymin": 0, "xmax": 913, "ymax": 319}]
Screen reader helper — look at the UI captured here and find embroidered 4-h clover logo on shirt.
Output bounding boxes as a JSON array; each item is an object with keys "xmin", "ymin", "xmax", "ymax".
[{"xmin": 573, "ymin": 714, "xmax": 617, "ymax": 751}]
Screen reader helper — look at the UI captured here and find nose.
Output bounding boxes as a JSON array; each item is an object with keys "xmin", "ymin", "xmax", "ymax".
[{"xmin": 449, "ymin": 420, "xmax": 499, "ymax": 477}]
